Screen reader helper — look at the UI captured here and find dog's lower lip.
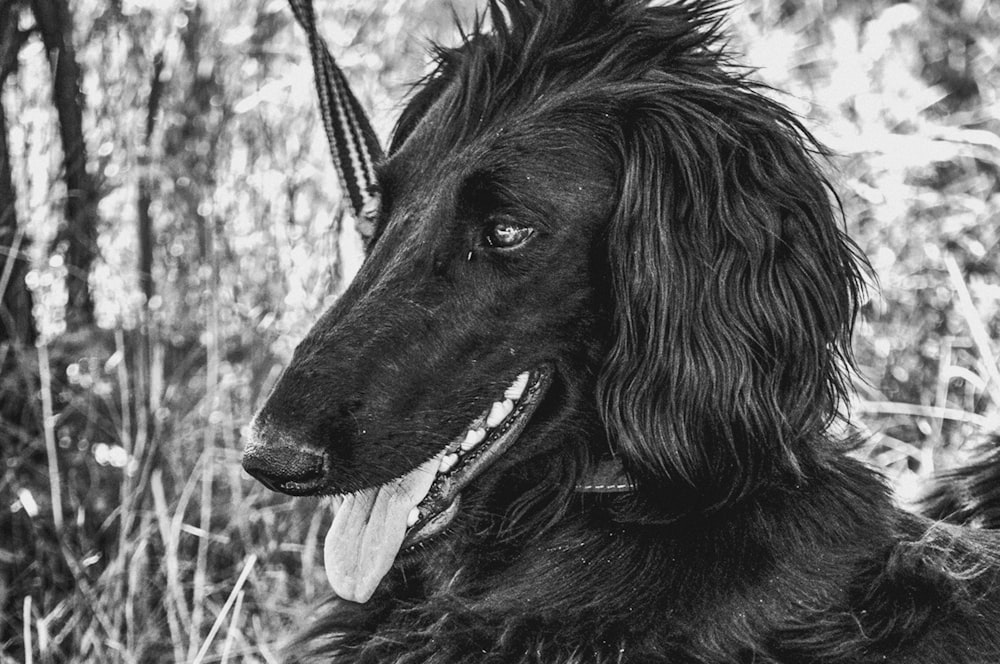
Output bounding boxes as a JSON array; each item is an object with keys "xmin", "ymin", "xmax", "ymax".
[
  {"xmin": 279, "ymin": 478, "xmax": 326, "ymax": 496},
  {"xmin": 402, "ymin": 366, "xmax": 553, "ymax": 548}
]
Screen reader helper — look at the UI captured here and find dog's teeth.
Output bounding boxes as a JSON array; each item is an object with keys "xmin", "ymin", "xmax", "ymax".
[
  {"xmin": 504, "ymin": 372, "xmax": 530, "ymax": 400},
  {"xmin": 407, "ymin": 507, "xmax": 419, "ymax": 527},
  {"xmin": 486, "ymin": 399, "xmax": 515, "ymax": 428},
  {"xmin": 462, "ymin": 428, "xmax": 487, "ymax": 452},
  {"xmin": 486, "ymin": 401, "xmax": 507, "ymax": 428},
  {"xmin": 439, "ymin": 453, "xmax": 459, "ymax": 473}
]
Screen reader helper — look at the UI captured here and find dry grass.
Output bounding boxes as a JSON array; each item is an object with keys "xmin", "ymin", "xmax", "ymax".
[{"xmin": 3, "ymin": 323, "xmax": 331, "ymax": 662}]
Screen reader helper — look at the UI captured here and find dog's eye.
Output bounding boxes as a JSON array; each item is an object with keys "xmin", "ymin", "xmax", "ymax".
[{"xmin": 486, "ymin": 218, "xmax": 534, "ymax": 249}]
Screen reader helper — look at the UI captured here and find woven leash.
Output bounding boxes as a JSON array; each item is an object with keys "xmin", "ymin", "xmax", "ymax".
[{"xmin": 286, "ymin": 0, "xmax": 384, "ymax": 243}]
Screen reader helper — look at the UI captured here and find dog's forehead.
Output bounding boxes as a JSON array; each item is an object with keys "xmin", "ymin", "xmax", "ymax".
[
  {"xmin": 389, "ymin": 87, "xmax": 525, "ymax": 172},
  {"xmin": 386, "ymin": 88, "xmax": 612, "ymax": 206}
]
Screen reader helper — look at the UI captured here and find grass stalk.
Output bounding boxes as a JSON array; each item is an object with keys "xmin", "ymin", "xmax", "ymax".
[
  {"xmin": 191, "ymin": 554, "xmax": 257, "ymax": 664},
  {"xmin": 0, "ymin": 225, "xmax": 25, "ymax": 308},
  {"xmin": 945, "ymin": 252, "xmax": 1000, "ymax": 409},
  {"xmin": 22, "ymin": 596, "xmax": 32, "ymax": 664},
  {"xmin": 150, "ymin": 469, "xmax": 190, "ymax": 663},
  {"xmin": 854, "ymin": 400, "xmax": 991, "ymax": 428},
  {"xmin": 35, "ymin": 340, "xmax": 62, "ymax": 531},
  {"xmin": 220, "ymin": 589, "xmax": 246, "ymax": 664},
  {"xmin": 111, "ymin": 328, "xmax": 132, "ymax": 649},
  {"xmin": 188, "ymin": 444, "xmax": 215, "ymax": 660},
  {"xmin": 190, "ymin": 214, "xmax": 224, "ymax": 658},
  {"xmin": 125, "ymin": 524, "xmax": 150, "ymax": 658},
  {"xmin": 303, "ymin": 507, "xmax": 324, "ymax": 600}
]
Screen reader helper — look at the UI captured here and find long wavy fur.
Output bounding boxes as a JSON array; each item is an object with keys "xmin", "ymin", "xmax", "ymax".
[{"xmin": 397, "ymin": 0, "xmax": 868, "ymax": 512}]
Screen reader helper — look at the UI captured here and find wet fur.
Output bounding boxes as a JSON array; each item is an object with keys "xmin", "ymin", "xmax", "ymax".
[{"xmin": 250, "ymin": 1, "xmax": 1000, "ymax": 661}]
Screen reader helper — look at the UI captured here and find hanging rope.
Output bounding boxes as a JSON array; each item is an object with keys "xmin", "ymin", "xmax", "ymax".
[{"xmin": 286, "ymin": 0, "xmax": 384, "ymax": 242}]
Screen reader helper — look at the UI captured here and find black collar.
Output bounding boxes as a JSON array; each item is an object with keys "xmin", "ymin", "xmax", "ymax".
[{"xmin": 575, "ymin": 458, "xmax": 636, "ymax": 493}]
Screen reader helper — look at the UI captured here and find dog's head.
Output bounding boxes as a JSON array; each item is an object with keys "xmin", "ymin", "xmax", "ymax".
[{"xmin": 243, "ymin": 0, "xmax": 867, "ymax": 601}]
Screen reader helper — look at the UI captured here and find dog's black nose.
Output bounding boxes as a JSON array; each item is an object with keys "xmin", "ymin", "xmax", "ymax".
[{"xmin": 242, "ymin": 422, "xmax": 327, "ymax": 495}]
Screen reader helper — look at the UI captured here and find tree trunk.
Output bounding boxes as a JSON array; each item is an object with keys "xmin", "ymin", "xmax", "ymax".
[
  {"xmin": 31, "ymin": 0, "xmax": 97, "ymax": 328},
  {"xmin": 138, "ymin": 52, "xmax": 164, "ymax": 305},
  {"xmin": 0, "ymin": 0, "xmax": 36, "ymax": 348}
]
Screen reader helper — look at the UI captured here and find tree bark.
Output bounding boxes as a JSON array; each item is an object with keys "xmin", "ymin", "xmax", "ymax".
[
  {"xmin": 31, "ymin": 0, "xmax": 97, "ymax": 327},
  {"xmin": 137, "ymin": 52, "xmax": 164, "ymax": 305},
  {"xmin": 0, "ymin": 0, "xmax": 36, "ymax": 348}
]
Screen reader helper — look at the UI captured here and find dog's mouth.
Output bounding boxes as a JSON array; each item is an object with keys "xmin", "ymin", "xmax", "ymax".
[
  {"xmin": 322, "ymin": 366, "xmax": 552, "ymax": 603},
  {"xmin": 404, "ymin": 366, "xmax": 553, "ymax": 546}
]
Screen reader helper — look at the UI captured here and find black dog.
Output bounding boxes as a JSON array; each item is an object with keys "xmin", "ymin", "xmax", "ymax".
[{"xmin": 243, "ymin": 0, "xmax": 1000, "ymax": 661}]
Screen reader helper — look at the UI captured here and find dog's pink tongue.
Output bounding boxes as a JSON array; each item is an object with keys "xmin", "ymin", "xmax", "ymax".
[{"xmin": 324, "ymin": 454, "xmax": 441, "ymax": 603}]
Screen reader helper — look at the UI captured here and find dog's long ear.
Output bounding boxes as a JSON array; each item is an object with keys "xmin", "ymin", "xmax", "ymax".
[{"xmin": 597, "ymin": 85, "xmax": 867, "ymax": 511}]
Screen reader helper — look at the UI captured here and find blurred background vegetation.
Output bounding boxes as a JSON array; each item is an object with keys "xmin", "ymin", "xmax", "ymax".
[{"xmin": 0, "ymin": 0, "xmax": 998, "ymax": 661}]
